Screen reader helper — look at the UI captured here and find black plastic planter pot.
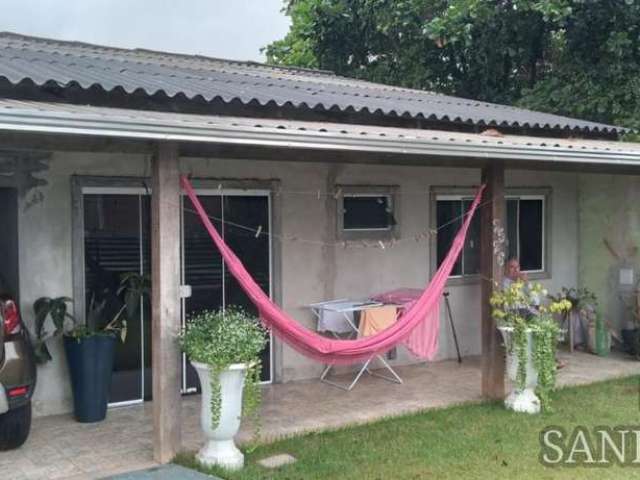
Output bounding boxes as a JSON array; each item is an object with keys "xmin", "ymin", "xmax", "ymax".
[
  {"xmin": 621, "ymin": 328, "xmax": 640, "ymax": 357},
  {"xmin": 64, "ymin": 334, "xmax": 116, "ymax": 423}
]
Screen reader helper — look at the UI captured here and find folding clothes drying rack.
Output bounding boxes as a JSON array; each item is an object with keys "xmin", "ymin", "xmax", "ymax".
[{"xmin": 308, "ymin": 298, "xmax": 403, "ymax": 391}]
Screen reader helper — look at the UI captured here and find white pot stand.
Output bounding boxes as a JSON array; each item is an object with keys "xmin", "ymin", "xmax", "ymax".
[
  {"xmin": 498, "ymin": 327, "xmax": 541, "ymax": 414},
  {"xmin": 191, "ymin": 361, "xmax": 248, "ymax": 470}
]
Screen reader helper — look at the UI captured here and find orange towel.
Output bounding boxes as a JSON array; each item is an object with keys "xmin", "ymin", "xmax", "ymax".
[{"xmin": 358, "ymin": 305, "xmax": 397, "ymax": 338}]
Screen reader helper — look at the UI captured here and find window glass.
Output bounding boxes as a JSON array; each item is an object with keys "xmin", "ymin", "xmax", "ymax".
[
  {"xmin": 462, "ymin": 199, "xmax": 481, "ymax": 275},
  {"xmin": 518, "ymin": 199, "xmax": 544, "ymax": 271},
  {"xmin": 436, "ymin": 200, "xmax": 463, "ymax": 276},
  {"xmin": 506, "ymin": 199, "xmax": 519, "ymax": 261},
  {"xmin": 343, "ymin": 195, "xmax": 393, "ymax": 230},
  {"xmin": 84, "ymin": 194, "xmax": 145, "ymax": 404},
  {"xmin": 436, "ymin": 195, "xmax": 545, "ymax": 276},
  {"xmin": 223, "ymin": 196, "xmax": 271, "ymax": 381}
]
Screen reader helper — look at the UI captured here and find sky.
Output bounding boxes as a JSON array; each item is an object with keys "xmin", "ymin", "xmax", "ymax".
[{"xmin": 2, "ymin": 0, "xmax": 291, "ymax": 62}]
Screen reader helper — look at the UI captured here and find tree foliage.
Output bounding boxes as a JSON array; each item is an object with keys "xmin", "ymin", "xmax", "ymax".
[{"xmin": 265, "ymin": 0, "xmax": 640, "ymax": 133}]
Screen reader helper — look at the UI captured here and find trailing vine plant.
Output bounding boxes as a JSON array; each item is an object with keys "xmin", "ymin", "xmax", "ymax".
[
  {"xmin": 178, "ymin": 307, "xmax": 267, "ymax": 441},
  {"xmin": 491, "ymin": 281, "xmax": 571, "ymax": 411}
]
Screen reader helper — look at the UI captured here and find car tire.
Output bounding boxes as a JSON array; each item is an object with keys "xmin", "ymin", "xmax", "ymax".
[{"xmin": 0, "ymin": 401, "xmax": 32, "ymax": 450}]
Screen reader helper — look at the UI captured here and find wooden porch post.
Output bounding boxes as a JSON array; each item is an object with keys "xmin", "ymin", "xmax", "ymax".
[
  {"xmin": 480, "ymin": 162, "xmax": 506, "ymax": 399},
  {"xmin": 151, "ymin": 142, "xmax": 182, "ymax": 462}
]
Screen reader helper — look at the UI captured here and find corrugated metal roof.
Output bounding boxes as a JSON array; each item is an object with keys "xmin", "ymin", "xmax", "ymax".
[
  {"xmin": 1, "ymin": 99, "xmax": 638, "ymax": 167},
  {"xmin": 0, "ymin": 32, "xmax": 626, "ymax": 136}
]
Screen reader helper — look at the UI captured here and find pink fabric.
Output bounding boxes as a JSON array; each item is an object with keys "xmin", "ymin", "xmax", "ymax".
[
  {"xmin": 181, "ymin": 176, "xmax": 484, "ymax": 365},
  {"xmin": 370, "ymin": 289, "xmax": 423, "ymax": 350},
  {"xmin": 371, "ymin": 288, "xmax": 423, "ymax": 304},
  {"xmin": 371, "ymin": 288, "xmax": 423, "ymax": 307}
]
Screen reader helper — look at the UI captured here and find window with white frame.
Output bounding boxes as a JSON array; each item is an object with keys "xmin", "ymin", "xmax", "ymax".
[
  {"xmin": 435, "ymin": 193, "xmax": 546, "ymax": 277},
  {"xmin": 337, "ymin": 186, "xmax": 398, "ymax": 240}
]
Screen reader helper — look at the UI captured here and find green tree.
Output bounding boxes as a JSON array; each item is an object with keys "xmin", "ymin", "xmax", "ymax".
[{"xmin": 265, "ymin": 0, "xmax": 639, "ymax": 132}]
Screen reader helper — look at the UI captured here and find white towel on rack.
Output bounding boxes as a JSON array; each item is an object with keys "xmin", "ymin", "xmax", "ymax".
[{"xmin": 317, "ymin": 310, "xmax": 354, "ymax": 334}]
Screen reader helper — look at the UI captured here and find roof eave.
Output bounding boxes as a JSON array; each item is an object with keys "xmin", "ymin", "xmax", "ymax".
[{"xmin": 0, "ymin": 104, "xmax": 638, "ymax": 168}]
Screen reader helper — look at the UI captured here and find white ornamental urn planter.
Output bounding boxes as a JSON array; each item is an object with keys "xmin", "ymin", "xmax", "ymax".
[
  {"xmin": 498, "ymin": 327, "xmax": 540, "ymax": 414},
  {"xmin": 192, "ymin": 361, "xmax": 248, "ymax": 470}
]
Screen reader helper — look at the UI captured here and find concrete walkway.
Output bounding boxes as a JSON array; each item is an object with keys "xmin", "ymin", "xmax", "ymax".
[{"xmin": 1, "ymin": 351, "xmax": 637, "ymax": 480}]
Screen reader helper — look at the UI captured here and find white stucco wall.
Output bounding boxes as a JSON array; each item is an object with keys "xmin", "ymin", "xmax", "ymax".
[{"xmin": 17, "ymin": 152, "xmax": 579, "ymax": 416}]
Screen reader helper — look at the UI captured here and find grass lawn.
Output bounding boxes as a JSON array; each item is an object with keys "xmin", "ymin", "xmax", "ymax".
[{"xmin": 175, "ymin": 376, "xmax": 640, "ymax": 479}]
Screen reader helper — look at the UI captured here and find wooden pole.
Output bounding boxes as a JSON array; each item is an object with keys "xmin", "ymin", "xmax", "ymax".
[
  {"xmin": 151, "ymin": 142, "xmax": 182, "ymax": 462},
  {"xmin": 480, "ymin": 163, "xmax": 506, "ymax": 399}
]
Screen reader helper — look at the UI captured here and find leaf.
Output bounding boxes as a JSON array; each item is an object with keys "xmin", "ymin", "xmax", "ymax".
[
  {"xmin": 86, "ymin": 294, "xmax": 107, "ymax": 331},
  {"xmin": 33, "ymin": 340, "xmax": 52, "ymax": 364},
  {"xmin": 33, "ymin": 297, "xmax": 51, "ymax": 337},
  {"xmin": 49, "ymin": 300, "xmax": 67, "ymax": 332},
  {"xmin": 267, "ymin": 0, "xmax": 640, "ymax": 132},
  {"xmin": 120, "ymin": 321, "xmax": 128, "ymax": 343}
]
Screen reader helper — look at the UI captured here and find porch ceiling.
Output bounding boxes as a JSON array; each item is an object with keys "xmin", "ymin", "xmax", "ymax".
[{"xmin": 0, "ymin": 99, "xmax": 640, "ymax": 171}]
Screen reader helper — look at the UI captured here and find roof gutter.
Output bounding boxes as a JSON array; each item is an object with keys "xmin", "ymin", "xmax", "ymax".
[{"xmin": 0, "ymin": 106, "xmax": 639, "ymax": 167}]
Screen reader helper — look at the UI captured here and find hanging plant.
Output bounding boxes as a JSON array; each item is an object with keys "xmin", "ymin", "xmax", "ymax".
[
  {"xmin": 491, "ymin": 281, "xmax": 571, "ymax": 410},
  {"xmin": 178, "ymin": 307, "xmax": 267, "ymax": 439}
]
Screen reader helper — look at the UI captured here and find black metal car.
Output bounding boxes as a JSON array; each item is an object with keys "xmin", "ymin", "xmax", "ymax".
[{"xmin": 0, "ymin": 294, "xmax": 37, "ymax": 450}]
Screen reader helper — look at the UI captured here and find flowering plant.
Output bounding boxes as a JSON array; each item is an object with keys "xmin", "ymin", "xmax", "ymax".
[
  {"xmin": 549, "ymin": 286, "xmax": 597, "ymax": 313},
  {"xmin": 491, "ymin": 281, "xmax": 571, "ymax": 410}
]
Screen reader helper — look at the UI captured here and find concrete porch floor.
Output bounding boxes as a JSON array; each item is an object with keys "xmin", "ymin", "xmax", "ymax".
[{"xmin": 2, "ymin": 351, "xmax": 638, "ymax": 480}]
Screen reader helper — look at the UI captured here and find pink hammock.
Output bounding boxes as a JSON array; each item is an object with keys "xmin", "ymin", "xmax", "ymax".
[{"xmin": 181, "ymin": 176, "xmax": 484, "ymax": 365}]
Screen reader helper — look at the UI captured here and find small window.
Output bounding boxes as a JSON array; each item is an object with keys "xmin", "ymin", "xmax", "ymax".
[
  {"xmin": 337, "ymin": 186, "xmax": 398, "ymax": 241},
  {"xmin": 435, "ymin": 192, "xmax": 546, "ymax": 278},
  {"xmin": 343, "ymin": 195, "xmax": 394, "ymax": 231},
  {"xmin": 436, "ymin": 198, "xmax": 481, "ymax": 277}
]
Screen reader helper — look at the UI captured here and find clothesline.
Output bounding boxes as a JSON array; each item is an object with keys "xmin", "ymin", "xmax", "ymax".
[
  {"xmin": 182, "ymin": 202, "xmax": 507, "ymax": 288},
  {"xmin": 174, "ymin": 179, "xmax": 483, "ymax": 199},
  {"xmin": 232, "ymin": 186, "xmax": 480, "ymax": 198},
  {"xmin": 135, "ymin": 164, "xmax": 493, "ymax": 249},
  {"xmin": 181, "ymin": 195, "xmax": 497, "ymax": 250},
  {"xmin": 141, "ymin": 162, "xmax": 485, "ymax": 198}
]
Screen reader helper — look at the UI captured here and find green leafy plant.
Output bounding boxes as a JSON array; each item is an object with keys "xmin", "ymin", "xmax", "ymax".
[
  {"xmin": 266, "ymin": 1, "xmax": 639, "ymax": 134},
  {"xmin": 549, "ymin": 286, "xmax": 598, "ymax": 348},
  {"xmin": 32, "ymin": 272, "xmax": 149, "ymax": 362},
  {"xmin": 179, "ymin": 306, "xmax": 267, "ymax": 440},
  {"xmin": 32, "ymin": 296, "xmax": 74, "ymax": 363},
  {"xmin": 549, "ymin": 287, "xmax": 597, "ymax": 311},
  {"xmin": 491, "ymin": 281, "xmax": 571, "ymax": 410},
  {"xmin": 117, "ymin": 272, "xmax": 151, "ymax": 328}
]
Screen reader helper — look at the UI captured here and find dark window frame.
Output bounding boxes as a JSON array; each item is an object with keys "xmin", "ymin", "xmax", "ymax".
[
  {"xmin": 336, "ymin": 185, "xmax": 399, "ymax": 241},
  {"xmin": 430, "ymin": 186, "xmax": 551, "ymax": 284}
]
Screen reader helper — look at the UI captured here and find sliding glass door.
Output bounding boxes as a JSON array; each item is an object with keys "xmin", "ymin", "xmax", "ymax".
[
  {"xmin": 81, "ymin": 186, "xmax": 273, "ymax": 405},
  {"xmin": 181, "ymin": 191, "xmax": 273, "ymax": 391},
  {"xmin": 223, "ymin": 195, "xmax": 272, "ymax": 381},
  {"xmin": 83, "ymin": 190, "xmax": 151, "ymax": 404}
]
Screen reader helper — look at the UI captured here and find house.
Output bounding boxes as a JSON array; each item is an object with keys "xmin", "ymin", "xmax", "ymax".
[{"xmin": 1, "ymin": 31, "xmax": 639, "ymax": 462}]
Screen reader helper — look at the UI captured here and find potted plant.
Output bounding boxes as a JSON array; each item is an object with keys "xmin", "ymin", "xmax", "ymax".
[
  {"xmin": 549, "ymin": 287, "xmax": 598, "ymax": 350},
  {"xmin": 33, "ymin": 272, "xmax": 148, "ymax": 422},
  {"xmin": 179, "ymin": 306, "xmax": 267, "ymax": 471},
  {"xmin": 491, "ymin": 281, "xmax": 571, "ymax": 413}
]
